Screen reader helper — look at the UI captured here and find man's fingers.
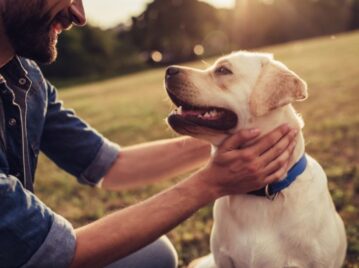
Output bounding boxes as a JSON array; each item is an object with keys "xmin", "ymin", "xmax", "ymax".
[
  {"xmin": 259, "ymin": 129, "xmax": 297, "ymax": 167},
  {"xmin": 250, "ymin": 124, "xmax": 291, "ymax": 155},
  {"xmin": 261, "ymin": 139, "xmax": 297, "ymax": 185},
  {"xmin": 219, "ymin": 129, "xmax": 260, "ymax": 152},
  {"xmin": 261, "ymin": 141, "xmax": 295, "ymax": 177},
  {"xmin": 263, "ymin": 161, "xmax": 290, "ymax": 185}
]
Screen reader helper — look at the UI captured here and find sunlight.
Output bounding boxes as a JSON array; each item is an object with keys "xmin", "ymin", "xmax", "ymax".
[
  {"xmin": 85, "ymin": 0, "xmax": 236, "ymax": 28},
  {"xmin": 193, "ymin": 44, "xmax": 205, "ymax": 56},
  {"xmin": 261, "ymin": 0, "xmax": 274, "ymax": 5},
  {"xmin": 151, "ymin": 51, "xmax": 163, "ymax": 63},
  {"xmin": 201, "ymin": 0, "xmax": 235, "ymax": 9}
]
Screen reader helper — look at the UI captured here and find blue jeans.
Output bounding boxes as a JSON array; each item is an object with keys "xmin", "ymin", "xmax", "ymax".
[{"xmin": 106, "ymin": 236, "xmax": 178, "ymax": 268}]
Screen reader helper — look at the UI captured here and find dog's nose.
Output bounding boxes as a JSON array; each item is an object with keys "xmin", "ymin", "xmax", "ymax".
[{"xmin": 166, "ymin": 67, "xmax": 180, "ymax": 77}]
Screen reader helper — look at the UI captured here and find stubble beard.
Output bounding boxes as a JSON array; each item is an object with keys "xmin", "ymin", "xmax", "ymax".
[{"xmin": 1, "ymin": 0, "xmax": 58, "ymax": 64}]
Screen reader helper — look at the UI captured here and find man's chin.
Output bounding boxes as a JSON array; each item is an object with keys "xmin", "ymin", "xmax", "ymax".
[
  {"xmin": 15, "ymin": 41, "xmax": 58, "ymax": 64},
  {"xmin": 39, "ymin": 49, "xmax": 58, "ymax": 65},
  {"xmin": 18, "ymin": 49, "xmax": 57, "ymax": 64},
  {"xmin": 9, "ymin": 28, "xmax": 58, "ymax": 64}
]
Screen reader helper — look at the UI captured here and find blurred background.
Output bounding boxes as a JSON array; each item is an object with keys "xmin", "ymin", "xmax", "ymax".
[
  {"xmin": 36, "ymin": 0, "xmax": 359, "ymax": 267},
  {"xmin": 42, "ymin": 0, "xmax": 359, "ymax": 84}
]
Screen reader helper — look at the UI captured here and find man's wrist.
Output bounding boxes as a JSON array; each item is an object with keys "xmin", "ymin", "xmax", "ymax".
[{"xmin": 181, "ymin": 169, "xmax": 220, "ymax": 207}]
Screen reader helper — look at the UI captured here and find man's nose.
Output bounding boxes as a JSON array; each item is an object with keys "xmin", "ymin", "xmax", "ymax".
[{"xmin": 69, "ymin": 0, "xmax": 86, "ymax": 26}]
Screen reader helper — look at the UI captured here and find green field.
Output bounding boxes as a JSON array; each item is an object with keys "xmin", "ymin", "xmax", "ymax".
[{"xmin": 36, "ymin": 31, "xmax": 359, "ymax": 267}]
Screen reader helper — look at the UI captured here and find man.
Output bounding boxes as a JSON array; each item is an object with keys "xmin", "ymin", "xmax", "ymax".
[{"xmin": 0, "ymin": 0, "xmax": 297, "ymax": 267}]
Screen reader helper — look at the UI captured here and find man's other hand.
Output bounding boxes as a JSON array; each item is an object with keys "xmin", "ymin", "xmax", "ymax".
[{"xmin": 196, "ymin": 124, "xmax": 298, "ymax": 197}]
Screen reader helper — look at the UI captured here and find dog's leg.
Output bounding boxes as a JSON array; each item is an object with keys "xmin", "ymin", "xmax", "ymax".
[
  {"xmin": 216, "ymin": 254, "xmax": 235, "ymax": 268},
  {"xmin": 188, "ymin": 254, "xmax": 217, "ymax": 268}
]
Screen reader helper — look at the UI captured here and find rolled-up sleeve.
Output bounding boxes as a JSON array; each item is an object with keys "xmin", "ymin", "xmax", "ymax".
[
  {"xmin": 40, "ymin": 81, "xmax": 120, "ymax": 186},
  {"xmin": 0, "ymin": 174, "xmax": 76, "ymax": 268}
]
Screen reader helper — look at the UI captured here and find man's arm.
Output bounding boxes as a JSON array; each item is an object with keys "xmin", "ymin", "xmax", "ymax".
[
  {"xmin": 102, "ymin": 136, "xmax": 211, "ymax": 190},
  {"xmin": 71, "ymin": 126, "xmax": 297, "ymax": 268},
  {"xmin": 41, "ymin": 80, "xmax": 209, "ymax": 190},
  {"xmin": 73, "ymin": 172, "xmax": 213, "ymax": 268},
  {"xmin": 0, "ymin": 174, "xmax": 76, "ymax": 268}
]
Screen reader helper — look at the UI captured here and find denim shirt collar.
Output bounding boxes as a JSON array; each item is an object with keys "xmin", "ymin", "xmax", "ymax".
[
  {"xmin": 0, "ymin": 56, "xmax": 29, "ymax": 87},
  {"xmin": 0, "ymin": 56, "xmax": 33, "ymax": 191}
]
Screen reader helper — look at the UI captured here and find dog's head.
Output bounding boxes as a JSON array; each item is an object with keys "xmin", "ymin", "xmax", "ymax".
[{"xmin": 165, "ymin": 51, "xmax": 307, "ymax": 144}]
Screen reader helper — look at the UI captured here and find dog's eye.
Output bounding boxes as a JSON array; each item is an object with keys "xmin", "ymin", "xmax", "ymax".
[{"xmin": 215, "ymin": 66, "xmax": 233, "ymax": 75}]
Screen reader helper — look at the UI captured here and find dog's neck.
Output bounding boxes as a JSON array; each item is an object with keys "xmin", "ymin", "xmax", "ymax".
[
  {"xmin": 210, "ymin": 105, "xmax": 305, "ymax": 181},
  {"xmin": 246, "ymin": 104, "xmax": 305, "ymax": 179}
]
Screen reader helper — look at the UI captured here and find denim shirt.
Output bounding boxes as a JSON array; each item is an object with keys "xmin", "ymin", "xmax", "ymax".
[{"xmin": 0, "ymin": 57, "xmax": 120, "ymax": 268}]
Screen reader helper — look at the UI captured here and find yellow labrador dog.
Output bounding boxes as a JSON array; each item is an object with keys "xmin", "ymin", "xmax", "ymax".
[{"xmin": 164, "ymin": 52, "xmax": 347, "ymax": 268}]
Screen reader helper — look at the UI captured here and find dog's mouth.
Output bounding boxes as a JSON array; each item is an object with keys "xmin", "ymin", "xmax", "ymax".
[{"xmin": 167, "ymin": 92, "xmax": 238, "ymax": 131}]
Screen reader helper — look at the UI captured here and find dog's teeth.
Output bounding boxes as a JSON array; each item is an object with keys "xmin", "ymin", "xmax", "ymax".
[
  {"xmin": 171, "ymin": 106, "xmax": 183, "ymax": 115},
  {"xmin": 196, "ymin": 109, "xmax": 222, "ymax": 120}
]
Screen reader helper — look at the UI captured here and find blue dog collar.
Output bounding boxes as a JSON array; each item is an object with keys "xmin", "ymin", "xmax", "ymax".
[{"xmin": 249, "ymin": 154, "xmax": 308, "ymax": 200}]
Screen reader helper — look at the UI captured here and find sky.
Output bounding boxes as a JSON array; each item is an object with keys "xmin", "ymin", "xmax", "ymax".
[{"xmin": 85, "ymin": 0, "xmax": 235, "ymax": 28}]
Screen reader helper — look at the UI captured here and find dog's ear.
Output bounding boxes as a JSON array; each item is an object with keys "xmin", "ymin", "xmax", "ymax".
[{"xmin": 249, "ymin": 61, "xmax": 308, "ymax": 117}]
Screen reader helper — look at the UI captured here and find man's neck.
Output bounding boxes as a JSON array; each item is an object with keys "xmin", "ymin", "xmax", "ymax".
[{"xmin": 0, "ymin": 20, "xmax": 15, "ymax": 68}]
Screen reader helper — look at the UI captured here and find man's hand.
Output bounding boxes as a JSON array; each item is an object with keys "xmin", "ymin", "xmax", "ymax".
[
  {"xmin": 70, "ymin": 125, "xmax": 297, "ymax": 268},
  {"xmin": 196, "ymin": 124, "xmax": 297, "ymax": 198}
]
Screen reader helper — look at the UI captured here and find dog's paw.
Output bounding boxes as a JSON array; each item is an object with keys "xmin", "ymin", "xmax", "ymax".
[{"xmin": 187, "ymin": 255, "xmax": 216, "ymax": 268}]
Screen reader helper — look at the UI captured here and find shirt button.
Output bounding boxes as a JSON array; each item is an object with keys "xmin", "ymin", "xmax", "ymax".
[
  {"xmin": 8, "ymin": 118, "xmax": 17, "ymax": 126},
  {"xmin": 19, "ymin": 78, "xmax": 27, "ymax": 86}
]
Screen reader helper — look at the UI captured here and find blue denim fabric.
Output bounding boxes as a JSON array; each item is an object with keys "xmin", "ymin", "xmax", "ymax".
[{"xmin": 0, "ymin": 57, "xmax": 120, "ymax": 267}]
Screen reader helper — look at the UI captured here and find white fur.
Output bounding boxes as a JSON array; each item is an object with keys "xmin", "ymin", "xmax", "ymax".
[{"xmin": 168, "ymin": 52, "xmax": 347, "ymax": 268}]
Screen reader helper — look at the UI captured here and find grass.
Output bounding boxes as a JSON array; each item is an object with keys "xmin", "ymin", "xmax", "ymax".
[{"xmin": 36, "ymin": 31, "xmax": 359, "ymax": 267}]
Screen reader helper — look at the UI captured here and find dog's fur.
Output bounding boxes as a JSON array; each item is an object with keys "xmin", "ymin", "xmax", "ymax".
[{"xmin": 165, "ymin": 52, "xmax": 347, "ymax": 268}]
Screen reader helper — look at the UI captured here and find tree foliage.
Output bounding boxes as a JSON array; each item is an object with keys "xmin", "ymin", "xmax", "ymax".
[
  {"xmin": 130, "ymin": 0, "xmax": 223, "ymax": 63},
  {"xmin": 42, "ymin": 0, "xmax": 359, "ymax": 81},
  {"xmin": 43, "ymin": 25, "xmax": 144, "ymax": 80}
]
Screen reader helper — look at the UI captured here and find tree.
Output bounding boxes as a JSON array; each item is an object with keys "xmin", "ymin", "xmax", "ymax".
[
  {"xmin": 130, "ymin": 0, "xmax": 224, "ymax": 63},
  {"xmin": 42, "ymin": 25, "xmax": 143, "ymax": 80},
  {"xmin": 233, "ymin": 0, "xmax": 352, "ymax": 49},
  {"xmin": 350, "ymin": 0, "xmax": 359, "ymax": 29}
]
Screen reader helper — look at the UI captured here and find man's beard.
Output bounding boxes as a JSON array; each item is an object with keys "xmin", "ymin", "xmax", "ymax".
[{"xmin": 2, "ymin": 0, "xmax": 66, "ymax": 64}]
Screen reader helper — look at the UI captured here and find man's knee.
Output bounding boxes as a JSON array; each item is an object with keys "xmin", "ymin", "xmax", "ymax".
[
  {"xmin": 106, "ymin": 236, "xmax": 178, "ymax": 268},
  {"xmin": 154, "ymin": 236, "xmax": 178, "ymax": 268}
]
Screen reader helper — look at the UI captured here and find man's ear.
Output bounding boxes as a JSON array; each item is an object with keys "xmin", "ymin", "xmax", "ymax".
[{"xmin": 249, "ymin": 61, "xmax": 308, "ymax": 117}]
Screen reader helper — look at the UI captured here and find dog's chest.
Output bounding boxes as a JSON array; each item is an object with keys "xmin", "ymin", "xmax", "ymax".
[
  {"xmin": 210, "ymin": 163, "xmax": 339, "ymax": 268},
  {"xmin": 211, "ymin": 196, "xmax": 310, "ymax": 267}
]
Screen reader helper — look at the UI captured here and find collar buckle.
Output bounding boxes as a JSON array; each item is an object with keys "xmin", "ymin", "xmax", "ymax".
[
  {"xmin": 248, "ymin": 154, "xmax": 308, "ymax": 199},
  {"xmin": 265, "ymin": 184, "xmax": 278, "ymax": 201}
]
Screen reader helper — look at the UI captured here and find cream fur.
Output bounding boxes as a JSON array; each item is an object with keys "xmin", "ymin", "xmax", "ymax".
[{"xmin": 166, "ymin": 51, "xmax": 347, "ymax": 268}]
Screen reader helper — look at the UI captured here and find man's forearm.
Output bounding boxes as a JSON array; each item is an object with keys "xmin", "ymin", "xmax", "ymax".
[
  {"xmin": 71, "ymin": 172, "xmax": 216, "ymax": 268},
  {"xmin": 102, "ymin": 137, "xmax": 211, "ymax": 190},
  {"xmin": 71, "ymin": 126, "xmax": 296, "ymax": 268}
]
